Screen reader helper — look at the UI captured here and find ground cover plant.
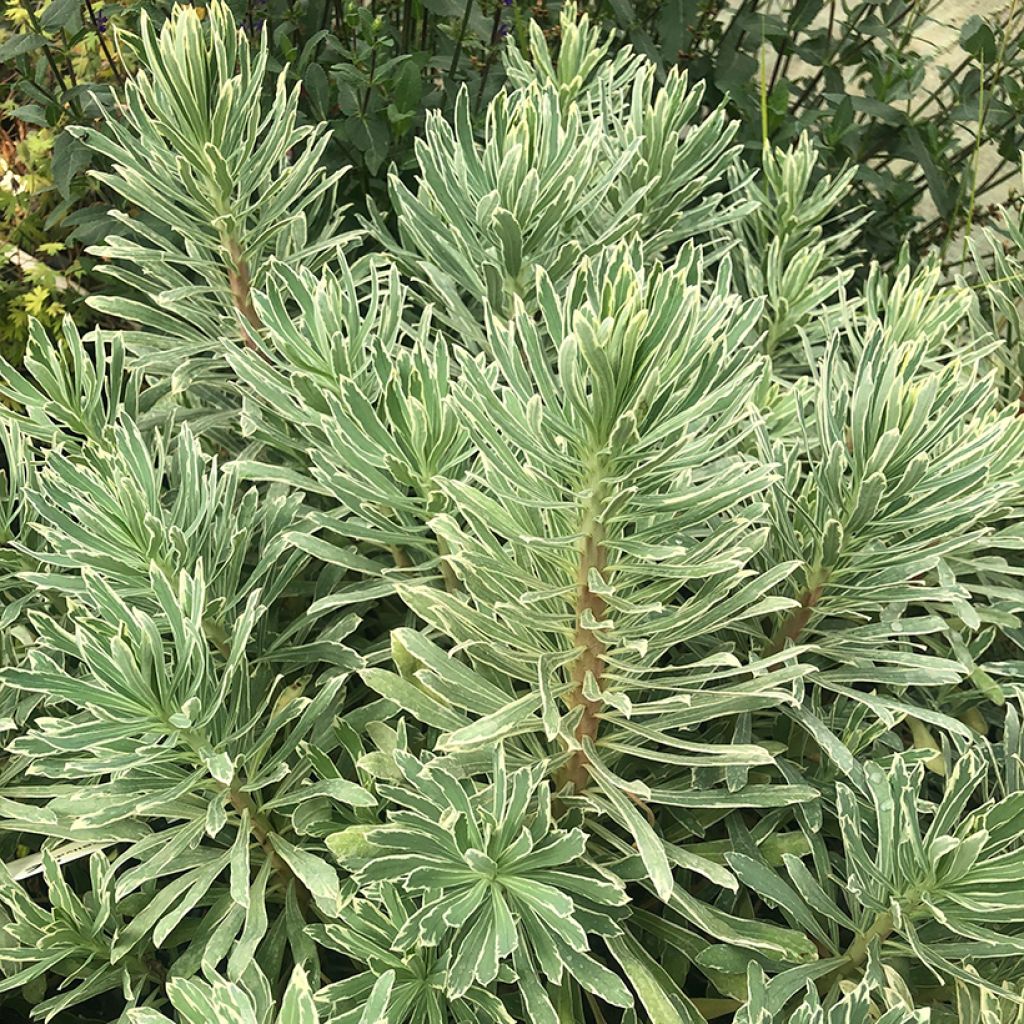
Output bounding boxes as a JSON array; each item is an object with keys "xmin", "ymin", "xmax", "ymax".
[{"xmin": 5, "ymin": 3, "xmax": 1024, "ymax": 1023}]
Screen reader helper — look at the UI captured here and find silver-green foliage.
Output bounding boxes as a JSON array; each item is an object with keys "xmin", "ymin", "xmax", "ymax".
[
  {"xmin": 2, "ymin": 3, "xmax": 1024, "ymax": 1023},
  {"xmin": 74, "ymin": 1, "xmax": 349, "ymax": 400}
]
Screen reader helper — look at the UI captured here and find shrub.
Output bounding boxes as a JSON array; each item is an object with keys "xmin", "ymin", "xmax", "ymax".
[
  {"xmin": 2, "ymin": 4, "xmax": 1024, "ymax": 1023},
  {"xmin": 0, "ymin": 0, "xmax": 519, "ymax": 357},
  {"xmin": 6, "ymin": 0, "xmax": 1024, "ymax": 339},
  {"xmin": 591, "ymin": 0, "xmax": 1024, "ymax": 272},
  {"xmin": 1, "ymin": 0, "xmax": 113, "ymax": 363}
]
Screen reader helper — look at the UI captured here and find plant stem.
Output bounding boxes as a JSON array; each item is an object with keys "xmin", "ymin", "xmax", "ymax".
[
  {"xmin": 763, "ymin": 576, "xmax": 826, "ymax": 656},
  {"xmin": 720, "ymin": 0, "xmax": 756, "ymax": 49},
  {"xmin": 401, "ymin": 0, "xmax": 413, "ymax": 51},
  {"xmin": 690, "ymin": 0, "xmax": 723, "ymax": 52},
  {"xmin": 435, "ymin": 534, "xmax": 460, "ymax": 592},
  {"xmin": 227, "ymin": 781, "xmax": 309, "ymax": 908},
  {"xmin": 975, "ymin": 161, "xmax": 1021, "ymax": 203},
  {"xmin": 900, "ymin": 104, "xmax": 1020, "ymax": 231},
  {"xmin": 18, "ymin": 0, "xmax": 83, "ymax": 119},
  {"xmin": 84, "ymin": 0, "xmax": 124, "ymax": 86},
  {"xmin": 817, "ymin": 908, "xmax": 895, "ymax": 994},
  {"xmin": 179, "ymin": 726, "xmax": 311, "ymax": 908},
  {"xmin": 446, "ymin": 0, "xmax": 475, "ymax": 93},
  {"xmin": 360, "ymin": 42, "xmax": 378, "ymax": 115},
  {"xmin": 905, "ymin": 52, "xmax": 974, "ymax": 124},
  {"xmin": 844, "ymin": 909, "xmax": 894, "ymax": 968},
  {"xmin": 559, "ymin": 474, "xmax": 608, "ymax": 794},
  {"xmin": 583, "ymin": 990, "xmax": 610, "ymax": 1024},
  {"xmin": 758, "ymin": 14, "xmax": 769, "ymax": 148},
  {"xmin": 957, "ymin": 56, "xmax": 986, "ymax": 263},
  {"xmin": 796, "ymin": 1, "xmax": 915, "ymax": 117},
  {"xmin": 475, "ymin": 0, "xmax": 506, "ymax": 116},
  {"xmin": 57, "ymin": 28, "xmax": 80, "ymax": 91},
  {"xmin": 224, "ymin": 235, "xmax": 263, "ymax": 351},
  {"xmin": 789, "ymin": 0, "xmax": 838, "ymax": 114}
]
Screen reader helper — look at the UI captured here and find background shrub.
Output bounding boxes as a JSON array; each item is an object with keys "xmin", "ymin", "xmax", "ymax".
[
  {"xmin": 596, "ymin": 0, "xmax": 1024, "ymax": 270},
  {"xmin": 4, "ymin": 0, "xmax": 1024, "ymax": 340}
]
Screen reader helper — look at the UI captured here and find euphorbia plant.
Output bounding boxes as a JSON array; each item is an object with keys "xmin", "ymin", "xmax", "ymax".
[{"xmin": 2, "ymin": 5, "xmax": 1024, "ymax": 1024}]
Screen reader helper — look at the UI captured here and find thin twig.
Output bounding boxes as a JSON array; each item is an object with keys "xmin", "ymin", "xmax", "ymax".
[
  {"xmin": 446, "ymin": 0, "xmax": 475, "ymax": 91},
  {"xmin": 18, "ymin": 1, "xmax": 82, "ymax": 118},
  {"xmin": 84, "ymin": 0, "xmax": 124, "ymax": 86}
]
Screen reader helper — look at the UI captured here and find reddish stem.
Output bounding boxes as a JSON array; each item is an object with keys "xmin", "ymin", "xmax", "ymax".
[
  {"xmin": 224, "ymin": 236, "xmax": 263, "ymax": 352},
  {"xmin": 764, "ymin": 581, "xmax": 824, "ymax": 656}
]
